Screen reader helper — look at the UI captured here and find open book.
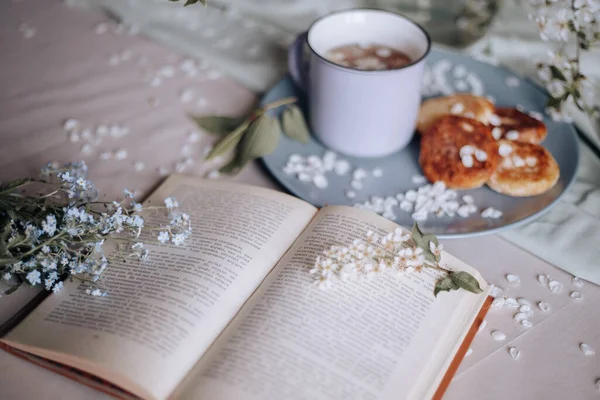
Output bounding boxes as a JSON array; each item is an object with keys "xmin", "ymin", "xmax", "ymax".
[{"xmin": 0, "ymin": 176, "xmax": 492, "ymax": 400}]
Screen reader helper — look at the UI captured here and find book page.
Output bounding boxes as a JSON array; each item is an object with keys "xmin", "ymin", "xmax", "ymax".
[
  {"xmin": 174, "ymin": 205, "xmax": 489, "ymax": 400},
  {"xmin": 1, "ymin": 176, "xmax": 317, "ymax": 400}
]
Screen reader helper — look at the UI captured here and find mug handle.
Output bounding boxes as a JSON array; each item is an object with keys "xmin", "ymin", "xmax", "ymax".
[{"xmin": 288, "ymin": 31, "xmax": 308, "ymax": 90}]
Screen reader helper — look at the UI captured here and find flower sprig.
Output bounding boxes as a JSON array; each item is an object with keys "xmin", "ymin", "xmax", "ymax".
[
  {"xmin": 191, "ymin": 97, "xmax": 310, "ymax": 174},
  {"xmin": 310, "ymin": 223, "xmax": 483, "ymax": 297},
  {"xmin": 528, "ymin": 0, "xmax": 600, "ymax": 120},
  {"xmin": 0, "ymin": 161, "xmax": 191, "ymax": 296}
]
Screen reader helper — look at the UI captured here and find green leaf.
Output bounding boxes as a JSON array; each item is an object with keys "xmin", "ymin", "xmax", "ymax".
[
  {"xmin": 205, "ymin": 120, "xmax": 251, "ymax": 161},
  {"xmin": 219, "ymin": 156, "xmax": 247, "ymax": 174},
  {"xmin": 434, "ymin": 276, "xmax": 459, "ymax": 297},
  {"xmin": 282, "ymin": 105, "xmax": 310, "ymax": 144},
  {"xmin": 190, "ymin": 115, "xmax": 248, "ymax": 136},
  {"xmin": 4, "ymin": 283, "xmax": 21, "ymax": 295},
  {"xmin": 411, "ymin": 223, "xmax": 440, "ymax": 263},
  {"xmin": 0, "ymin": 220, "xmax": 12, "ymax": 257},
  {"xmin": 450, "ymin": 271, "xmax": 483, "ymax": 294},
  {"xmin": 549, "ymin": 65, "xmax": 567, "ymax": 82},
  {"xmin": 0, "ymin": 179, "xmax": 32, "ymax": 196},
  {"xmin": 239, "ymin": 115, "xmax": 281, "ymax": 165}
]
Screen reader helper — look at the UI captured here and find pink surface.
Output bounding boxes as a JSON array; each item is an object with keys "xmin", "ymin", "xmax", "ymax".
[{"xmin": 0, "ymin": 1, "xmax": 598, "ymax": 399}]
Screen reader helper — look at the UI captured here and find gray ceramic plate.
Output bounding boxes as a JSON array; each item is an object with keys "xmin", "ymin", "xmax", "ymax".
[{"xmin": 261, "ymin": 47, "xmax": 579, "ymax": 238}]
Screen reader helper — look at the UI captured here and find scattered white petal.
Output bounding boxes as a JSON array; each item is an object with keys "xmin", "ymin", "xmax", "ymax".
[
  {"xmin": 345, "ymin": 190, "xmax": 356, "ymax": 199},
  {"xmin": 115, "ymin": 149, "xmax": 128, "ymax": 160},
  {"xmin": 505, "ymin": 76, "xmax": 521, "ymax": 87},
  {"xmin": 412, "ymin": 175, "xmax": 427, "ymax": 184},
  {"xmin": 488, "ymin": 114, "xmax": 501, "ymax": 126},
  {"xmin": 491, "ymin": 330, "xmax": 506, "ymax": 341},
  {"xmin": 69, "ymin": 131, "xmax": 80, "ymax": 143},
  {"xmin": 459, "ymin": 145, "xmax": 474, "ymax": 156},
  {"xmin": 196, "ymin": 97, "xmax": 208, "ymax": 108},
  {"xmin": 538, "ymin": 301, "xmax": 550, "ymax": 312},
  {"xmin": 372, "ymin": 168, "xmax": 383, "ymax": 178},
  {"xmin": 517, "ymin": 298, "xmax": 531, "ymax": 306},
  {"xmin": 462, "ymin": 194, "xmax": 474, "ymax": 204},
  {"xmin": 99, "ymin": 151, "xmax": 112, "ymax": 160},
  {"xmin": 313, "ymin": 174, "xmax": 328, "ymax": 189},
  {"xmin": 351, "ymin": 180, "xmax": 363, "ymax": 190},
  {"xmin": 492, "ymin": 297, "xmax": 505, "ymax": 308},
  {"xmin": 478, "ymin": 319, "xmax": 487, "ymax": 333},
  {"xmin": 570, "ymin": 291, "xmax": 584, "ymax": 300},
  {"xmin": 537, "ymin": 274, "xmax": 549, "ymax": 285},
  {"xmin": 506, "ymin": 273, "xmax": 520, "ymax": 285},
  {"xmin": 548, "ymin": 280, "xmax": 563, "ymax": 293},
  {"xmin": 492, "ymin": 127, "xmax": 503, "ymax": 140},
  {"xmin": 580, "ymin": 343, "xmax": 595, "ymax": 356},
  {"xmin": 180, "ymin": 89, "xmax": 194, "ymax": 103},
  {"xmin": 509, "ymin": 347, "xmax": 520, "ymax": 360},
  {"xmin": 207, "ymin": 170, "xmax": 220, "ymax": 179},
  {"xmin": 63, "ymin": 119, "xmax": 79, "ymax": 131},
  {"xmin": 158, "ymin": 166, "xmax": 170, "ymax": 176},
  {"xmin": 461, "ymin": 154, "xmax": 474, "ymax": 168},
  {"xmin": 505, "ymin": 297, "xmax": 519, "ymax": 308},
  {"xmin": 513, "ymin": 312, "xmax": 528, "ymax": 322},
  {"xmin": 475, "ymin": 149, "xmax": 488, "ymax": 162},
  {"xmin": 334, "ymin": 160, "xmax": 351, "ymax": 175},
  {"xmin": 521, "ymin": 320, "xmax": 532, "ymax": 328},
  {"xmin": 188, "ymin": 130, "xmax": 201, "ymax": 143},
  {"xmin": 450, "ymin": 102, "xmax": 465, "ymax": 114},
  {"xmin": 490, "ymin": 286, "xmax": 503, "ymax": 298},
  {"xmin": 505, "ymin": 130, "xmax": 520, "ymax": 141},
  {"xmin": 95, "ymin": 23, "xmax": 109, "ymax": 34},
  {"xmin": 81, "ymin": 143, "xmax": 93, "ymax": 154},
  {"xmin": 572, "ymin": 276, "xmax": 584, "ymax": 287},
  {"xmin": 133, "ymin": 162, "xmax": 145, "ymax": 172}
]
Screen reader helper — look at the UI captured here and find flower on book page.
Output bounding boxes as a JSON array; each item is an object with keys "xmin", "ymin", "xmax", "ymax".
[
  {"xmin": 0, "ymin": 161, "xmax": 192, "ymax": 296},
  {"xmin": 311, "ymin": 223, "xmax": 483, "ymax": 296}
]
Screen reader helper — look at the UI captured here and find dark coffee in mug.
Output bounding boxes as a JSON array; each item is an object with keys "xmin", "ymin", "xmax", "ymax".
[{"xmin": 325, "ymin": 43, "xmax": 412, "ymax": 71}]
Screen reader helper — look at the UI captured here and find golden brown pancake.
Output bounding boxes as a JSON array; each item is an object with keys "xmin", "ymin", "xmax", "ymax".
[
  {"xmin": 417, "ymin": 93, "xmax": 494, "ymax": 133},
  {"xmin": 490, "ymin": 108, "xmax": 548, "ymax": 144},
  {"xmin": 488, "ymin": 140, "xmax": 560, "ymax": 196},
  {"xmin": 419, "ymin": 116, "xmax": 500, "ymax": 189}
]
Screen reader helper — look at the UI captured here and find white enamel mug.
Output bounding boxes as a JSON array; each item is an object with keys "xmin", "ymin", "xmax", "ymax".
[{"xmin": 289, "ymin": 9, "xmax": 431, "ymax": 158}]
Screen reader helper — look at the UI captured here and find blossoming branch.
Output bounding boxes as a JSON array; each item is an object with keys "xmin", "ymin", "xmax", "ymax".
[
  {"xmin": 530, "ymin": 0, "xmax": 600, "ymax": 120},
  {"xmin": 0, "ymin": 162, "xmax": 191, "ymax": 296},
  {"xmin": 310, "ymin": 223, "xmax": 483, "ymax": 296}
]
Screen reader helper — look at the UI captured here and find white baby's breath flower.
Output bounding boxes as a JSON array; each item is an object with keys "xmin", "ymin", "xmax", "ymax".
[
  {"xmin": 26, "ymin": 270, "xmax": 41, "ymax": 285},
  {"xmin": 52, "ymin": 281, "xmax": 63, "ymax": 293},
  {"xmin": 41, "ymin": 214, "xmax": 57, "ymax": 237},
  {"xmin": 164, "ymin": 197, "xmax": 179, "ymax": 210},
  {"xmin": 157, "ymin": 231, "xmax": 170, "ymax": 244},
  {"xmin": 171, "ymin": 233, "xmax": 186, "ymax": 246},
  {"xmin": 3, "ymin": 272, "xmax": 11, "ymax": 281}
]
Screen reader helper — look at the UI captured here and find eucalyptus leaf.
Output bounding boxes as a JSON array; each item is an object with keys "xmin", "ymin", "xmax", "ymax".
[
  {"xmin": 282, "ymin": 105, "xmax": 310, "ymax": 144},
  {"xmin": 205, "ymin": 120, "xmax": 251, "ymax": 161},
  {"xmin": 434, "ymin": 276, "xmax": 459, "ymax": 297},
  {"xmin": 239, "ymin": 115, "xmax": 281, "ymax": 165},
  {"xmin": 190, "ymin": 115, "xmax": 248, "ymax": 136},
  {"xmin": 450, "ymin": 271, "xmax": 483, "ymax": 294},
  {"xmin": 219, "ymin": 156, "xmax": 246, "ymax": 174}
]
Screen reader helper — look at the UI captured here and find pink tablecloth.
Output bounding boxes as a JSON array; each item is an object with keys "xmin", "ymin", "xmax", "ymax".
[{"xmin": 0, "ymin": 1, "xmax": 598, "ymax": 399}]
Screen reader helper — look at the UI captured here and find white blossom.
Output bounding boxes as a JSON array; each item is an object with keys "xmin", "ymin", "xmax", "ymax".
[
  {"xmin": 26, "ymin": 270, "xmax": 41, "ymax": 285},
  {"xmin": 158, "ymin": 231, "xmax": 170, "ymax": 244}
]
